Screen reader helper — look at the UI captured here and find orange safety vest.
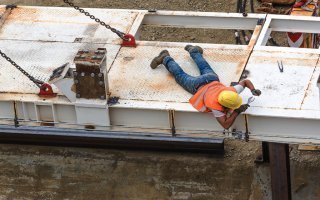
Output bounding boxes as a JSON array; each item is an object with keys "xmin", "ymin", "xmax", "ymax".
[{"xmin": 189, "ymin": 81, "xmax": 236, "ymax": 112}]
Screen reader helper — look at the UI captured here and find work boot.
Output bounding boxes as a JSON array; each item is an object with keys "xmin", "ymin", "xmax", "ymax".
[
  {"xmin": 150, "ymin": 50, "xmax": 170, "ymax": 69},
  {"xmin": 184, "ymin": 45, "xmax": 203, "ymax": 54}
]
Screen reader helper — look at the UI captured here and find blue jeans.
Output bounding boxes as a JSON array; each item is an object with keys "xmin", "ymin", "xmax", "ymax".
[{"xmin": 163, "ymin": 49, "xmax": 219, "ymax": 94}]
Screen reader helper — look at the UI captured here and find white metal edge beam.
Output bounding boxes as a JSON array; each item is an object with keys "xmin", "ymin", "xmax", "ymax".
[
  {"xmin": 142, "ymin": 13, "xmax": 266, "ymax": 30},
  {"xmin": 255, "ymin": 14, "xmax": 320, "ymax": 53},
  {"xmin": 255, "ymin": 15, "xmax": 272, "ymax": 47},
  {"xmin": 268, "ymin": 14, "xmax": 320, "ymax": 33},
  {"xmin": 108, "ymin": 107, "xmax": 320, "ymax": 145},
  {"xmin": 245, "ymin": 115, "xmax": 320, "ymax": 144},
  {"xmin": 1, "ymin": 100, "xmax": 320, "ymax": 144}
]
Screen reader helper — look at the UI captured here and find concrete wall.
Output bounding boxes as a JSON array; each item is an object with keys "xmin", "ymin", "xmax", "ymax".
[{"xmin": 0, "ymin": 140, "xmax": 319, "ymax": 200}]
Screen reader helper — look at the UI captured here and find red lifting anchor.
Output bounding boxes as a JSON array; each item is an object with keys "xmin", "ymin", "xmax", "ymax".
[
  {"xmin": 38, "ymin": 83, "xmax": 57, "ymax": 98},
  {"xmin": 121, "ymin": 34, "xmax": 136, "ymax": 47}
]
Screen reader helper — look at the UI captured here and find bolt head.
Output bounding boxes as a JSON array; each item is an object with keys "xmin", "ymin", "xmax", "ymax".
[
  {"xmin": 99, "ymin": 81, "xmax": 104, "ymax": 85},
  {"xmin": 91, "ymin": 73, "xmax": 95, "ymax": 77},
  {"xmin": 81, "ymin": 72, "xmax": 85, "ymax": 76},
  {"xmin": 98, "ymin": 73, "xmax": 103, "ymax": 77}
]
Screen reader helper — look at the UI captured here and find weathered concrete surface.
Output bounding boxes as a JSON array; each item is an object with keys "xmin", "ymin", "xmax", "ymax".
[{"xmin": 0, "ymin": 140, "xmax": 319, "ymax": 200}]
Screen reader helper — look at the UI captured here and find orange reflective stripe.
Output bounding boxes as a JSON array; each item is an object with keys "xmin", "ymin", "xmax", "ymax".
[{"xmin": 199, "ymin": 106, "xmax": 207, "ymax": 112}]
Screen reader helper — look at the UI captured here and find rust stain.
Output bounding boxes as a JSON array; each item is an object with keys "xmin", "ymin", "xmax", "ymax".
[
  {"xmin": 299, "ymin": 59, "xmax": 320, "ymax": 109},
  {"xmin": 206, "ymin": 50, "xmax": 249, "ymax": 64},
  {"xmin": 235, "ymin": 60, "xmax": 246, "ymax": 77},
  {"xmin": 252, "ymin": 56, "xmax": 317, "ymax": 67},
  {"xmin": 0, "ymin": 8, "xmax": 5, "ymax": 14},
  {"xmin": 8, "ymin": 7, "xmax": 40, "ymax": 21},
  {"xmin": 0, "ymin": 92, "xmax": 59, "ymax": 102},
  {"xmin": 149, "ymin": 82, "xmax": 168, "ymax": 91},
  {"xmin": 248, "ymin": 25, "xmax": 262, "ymax": 49}
]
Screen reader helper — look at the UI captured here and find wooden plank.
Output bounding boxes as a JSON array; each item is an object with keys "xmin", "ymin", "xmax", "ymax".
[
  {"xmin": 298, "ymin": 144, "xmax": 320, "ymax": 151},
  {"xmin": 269, "ymin": 143, "xmax": 292, "ymax": 200}
]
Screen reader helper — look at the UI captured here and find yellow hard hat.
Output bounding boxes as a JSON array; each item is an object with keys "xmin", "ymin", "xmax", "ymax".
[{"xmin": 218, "ymin": 90, "xmax": 242, "ymax": 109}]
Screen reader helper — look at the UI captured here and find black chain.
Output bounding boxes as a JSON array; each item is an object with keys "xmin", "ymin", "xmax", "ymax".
[
  {"xmin": 63, "ymin": 0, "xmax": 128, "ymax": 40},
  {"xmin": 0, "ymin": 50, "xmax": 43, "ymax": 88}
]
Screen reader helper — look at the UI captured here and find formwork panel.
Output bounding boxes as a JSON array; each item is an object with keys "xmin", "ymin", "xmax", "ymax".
[
  {"xmin": 242, "ymin": 50, "xmax": 319, "ymax": 111},
  {"xmin": 109, "ymin": 45, "xmax": 250, "ymax": 103},
  {"xmin": 0, "ymin": 40, "xmax": 120, "ymax": 95},
  {"xmin": 0, "ymin": 6, "xmax": 138, "ymax": 43}
]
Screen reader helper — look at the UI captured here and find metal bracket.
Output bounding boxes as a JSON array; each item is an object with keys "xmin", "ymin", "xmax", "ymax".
[
  {"xmin": 231, "ymin": 129, "xmax": 249, "ymax": 141},
  {"xmin": 107, "ymin": 96, "xmax": 120, "ymax": 106},
  {"xmin": 257, "ymin": 18, "xmax": 265, "ymax": 25}
]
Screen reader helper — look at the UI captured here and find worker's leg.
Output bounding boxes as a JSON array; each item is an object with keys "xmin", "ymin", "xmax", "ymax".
[
  {"xmin": 163, "ymin": 56, "xmax": 207, "ymax": 94},
  {"xmin": 189, "ymin": 49, "xmax": 219, "ymax": 78}
]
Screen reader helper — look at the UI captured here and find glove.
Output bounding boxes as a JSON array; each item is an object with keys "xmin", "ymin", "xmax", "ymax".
[
  {"xmin": 251, "ymin": 89, "xmax": 261, "ymax": 96},
  {"xmin": 234, "ymin": 104, "xmax": 250, "ymax": 114}
]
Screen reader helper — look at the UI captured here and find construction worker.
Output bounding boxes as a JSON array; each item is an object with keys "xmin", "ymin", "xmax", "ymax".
[{"xmin": 150, "ymin": 45, "xmax": 261, "ymax": 129}]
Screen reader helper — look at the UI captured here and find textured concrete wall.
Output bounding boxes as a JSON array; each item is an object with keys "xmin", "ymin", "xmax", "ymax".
[{"xmin": 0, "ymin": 140, "xmax": 319, "ymax": 200}]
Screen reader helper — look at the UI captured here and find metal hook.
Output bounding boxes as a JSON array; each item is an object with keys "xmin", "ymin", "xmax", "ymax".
[
  {"xmin": 247, "ymin": 96, "xmax": 255, "ymax": 105},
  {"xmin": 277, "ymin": 60, "xmax": 284, "ymax": 73}
]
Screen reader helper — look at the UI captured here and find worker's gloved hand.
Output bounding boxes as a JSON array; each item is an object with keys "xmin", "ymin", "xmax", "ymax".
[
  {"xmin": 251, "ymin": 89, "xmax": 261, "ymax": 96},
  {"xmin": 234, "ymin": 104, "xmax": 250, "ymax": 114}
]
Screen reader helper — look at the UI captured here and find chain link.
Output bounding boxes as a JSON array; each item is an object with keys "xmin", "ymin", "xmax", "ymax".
[
  {"xmin": 0, "ymin": 50, "xmax": 43, "ymax": 87},
  {"xmin": 63, "ymin": 0, "xmax": 128, "ymax": 40}
]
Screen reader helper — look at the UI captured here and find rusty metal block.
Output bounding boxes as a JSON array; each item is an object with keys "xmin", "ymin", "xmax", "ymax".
[{"xmin": 74, "ymin": 48, "xmax": 108, "ymax": 99}]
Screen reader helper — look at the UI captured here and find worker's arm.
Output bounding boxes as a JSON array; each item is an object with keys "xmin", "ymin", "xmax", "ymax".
[
  {"xmin": 215, "ymin": 104, "xmax": 250, "ymax": 129},
  {"xmin": 238, "ymin": 79, "xmax": 261, "ymax": 96},
  {"xmin": 216, "ymin": 112, "xmax": 239, "ymax": 129},
  {"xmin": 238, "ymin": 79, "xmax": 255, "ymax": 90}
]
